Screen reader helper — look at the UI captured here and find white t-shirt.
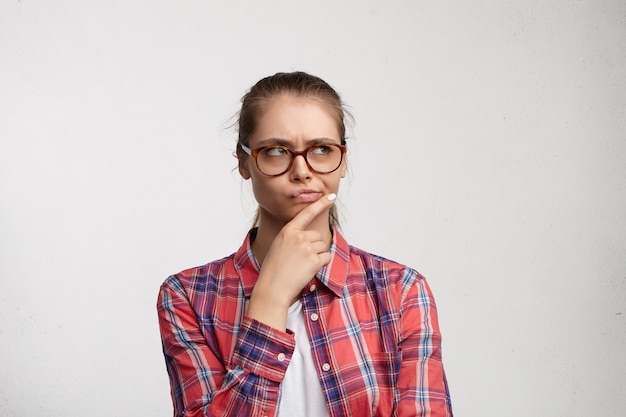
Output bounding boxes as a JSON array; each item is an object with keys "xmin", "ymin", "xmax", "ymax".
[{"xmin": 277, "ymin": 300, "xmax": 329, "ymax": 417}]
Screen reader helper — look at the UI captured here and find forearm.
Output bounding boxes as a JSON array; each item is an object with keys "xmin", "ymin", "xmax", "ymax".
[
  {"xmin": 246, "ymin": 281, "xmax": 291, "ymax": 332},
  {"xmin": 158, "ymin": 282, "xmax": 294, "ymax": 417}
]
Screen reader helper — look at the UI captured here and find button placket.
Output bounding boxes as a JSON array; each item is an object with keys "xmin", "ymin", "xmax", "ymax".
[{"xmin": 302, "ymin": 292, "xmax": 337, "ymax": 396}]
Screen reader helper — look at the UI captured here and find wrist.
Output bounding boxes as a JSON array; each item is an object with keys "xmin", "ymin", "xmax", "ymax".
[{"xmin": 247, "ymin": 285, "xmax": 292, "ymax": 331}]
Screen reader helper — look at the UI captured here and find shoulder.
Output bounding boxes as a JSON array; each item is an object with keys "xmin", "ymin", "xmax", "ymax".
[
  {"xmin": 160, "ymin": 253, "xmax": 236, "ymax": 296},
  {"xmin": 344, "ymin": 245, "xmax": 435, "ymax": 323},
  {"xmin": 347, "ymin": 245, "xmax": 425, "ymax": 290}
]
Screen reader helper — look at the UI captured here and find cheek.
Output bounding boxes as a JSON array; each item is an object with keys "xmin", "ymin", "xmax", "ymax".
[{"xmin": 249, "ymin": 174, "xmax": 274, "ymax": 200}]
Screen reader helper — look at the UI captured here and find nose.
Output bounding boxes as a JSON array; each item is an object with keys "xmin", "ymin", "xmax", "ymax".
[{"xmin": 289, "ymin": 154, "xmax": 312, "ymax": 181}]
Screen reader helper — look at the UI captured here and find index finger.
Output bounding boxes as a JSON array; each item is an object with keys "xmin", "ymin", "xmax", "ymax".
[{"xmin": 288, "ymin": 193, "xmax": 337, "ymax": 230}]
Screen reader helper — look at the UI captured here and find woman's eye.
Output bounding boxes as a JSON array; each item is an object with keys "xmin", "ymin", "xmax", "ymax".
[
  {"xmin": 311, "ymin": 145, "xmax": 332, "ymax": 155},
  {"xmin": 263, "ymin": 147, "xmax": 289, "ymax": 157}
]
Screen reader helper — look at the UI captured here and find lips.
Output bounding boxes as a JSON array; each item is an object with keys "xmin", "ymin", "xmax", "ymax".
[{"xmin": 292, "ymin": 189, "xmax": 323, "ymax": 203}]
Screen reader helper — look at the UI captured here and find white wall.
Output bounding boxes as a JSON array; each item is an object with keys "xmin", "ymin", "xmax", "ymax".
[{"xmin": 1, "ymin": 1, "xmax": 625, "ymax": 416}]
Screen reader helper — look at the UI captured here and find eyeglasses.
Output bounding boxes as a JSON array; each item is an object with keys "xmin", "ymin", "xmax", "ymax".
[{"xmin": 240, "ymin": 143, "xmax": 346, "ymax": 176}]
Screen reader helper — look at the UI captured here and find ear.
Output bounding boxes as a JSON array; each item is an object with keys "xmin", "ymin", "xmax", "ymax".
[
  {"xmin": 340, "ymin": 157, "xmax": 348, "ymax": 178},
  {"xmin": 238, "ymin": 154, "xmax": 252, "ymax": 180}
]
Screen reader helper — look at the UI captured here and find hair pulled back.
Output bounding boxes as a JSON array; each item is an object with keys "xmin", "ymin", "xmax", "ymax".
[{"xmin": 237, "ymin": 71, "xmax": 349, "ymax": 149}]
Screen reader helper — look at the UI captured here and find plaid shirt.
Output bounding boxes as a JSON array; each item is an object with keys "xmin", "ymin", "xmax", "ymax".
[{"xmin": 158, "ymin": 229, "xmax": 453, "ymax": 417}]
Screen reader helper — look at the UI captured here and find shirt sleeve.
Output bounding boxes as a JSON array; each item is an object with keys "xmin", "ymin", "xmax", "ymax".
[
  {"xmin": 157, "ymin": 277, "xmax": 295, "ymax": 417},
  {"xmin": 397, "ymin": 270, "xmax": 454, "ymax": 417}
]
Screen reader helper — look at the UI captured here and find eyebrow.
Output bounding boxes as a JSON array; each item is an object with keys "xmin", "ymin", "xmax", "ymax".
[{"xmin": 256, "ymin": 137, "xmax": 340, "ymax": 147}]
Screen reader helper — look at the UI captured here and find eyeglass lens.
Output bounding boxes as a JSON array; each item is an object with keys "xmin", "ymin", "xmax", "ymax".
[{"xmin": 257, "ymin": 144, "xmax": 343, "ymax": 175}]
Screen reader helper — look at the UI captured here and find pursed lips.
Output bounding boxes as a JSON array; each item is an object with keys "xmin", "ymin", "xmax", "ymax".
[
  {"xmin": 292, "ymin": 189, "xmax": 323, "ymax": 202},
  {"xmin": 293, "ymin": 189, "xmax": 320, "ymax": 197}
]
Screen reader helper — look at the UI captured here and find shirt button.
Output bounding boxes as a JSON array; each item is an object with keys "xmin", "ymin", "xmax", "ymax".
[
  {"xmin": 309, "ymin": 284, "xmax": 317, "ymax": 292},
  {"xmin": 322, "ymin": 363, "xmax": 331, "ymax": 372},
  {"xmin": 310, "ymin": 313, "xmax": 319, "ymax": 322},
  {"xmin": 277, "ymin": 353, "xmax": 286, "ymax": 362}
]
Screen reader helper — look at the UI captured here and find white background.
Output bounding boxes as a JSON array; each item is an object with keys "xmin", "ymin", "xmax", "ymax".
[{"xmin": 1, "ymin": 1, "xmax": 625, "ymax": 416}]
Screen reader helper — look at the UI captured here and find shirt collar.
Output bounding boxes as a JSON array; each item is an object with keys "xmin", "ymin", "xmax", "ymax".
[{"xmin": 234, "ymin": 227, "xmax": 350, "ymax": 298}]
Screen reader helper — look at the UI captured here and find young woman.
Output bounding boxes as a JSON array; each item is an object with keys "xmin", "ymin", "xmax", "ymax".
[{"xmin": 157, "ymin": 71, "xmax": 453, "ymax": 417}]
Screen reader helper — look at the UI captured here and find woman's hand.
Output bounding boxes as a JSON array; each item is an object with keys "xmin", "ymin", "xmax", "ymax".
[{"xmin": 246, "ymin": 193, "xmax": 336, "ymax": 331}]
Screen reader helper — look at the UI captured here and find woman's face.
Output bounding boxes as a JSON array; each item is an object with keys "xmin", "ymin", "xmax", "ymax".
[{"xmin": 239, "ymin": 94, "xmax": 347, "ymax": 228}]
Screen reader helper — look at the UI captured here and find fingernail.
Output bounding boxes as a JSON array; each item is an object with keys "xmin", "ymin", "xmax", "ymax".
[{"xmin": 327, "ymin": 193, "xmax": 337, "ymax": 201}]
